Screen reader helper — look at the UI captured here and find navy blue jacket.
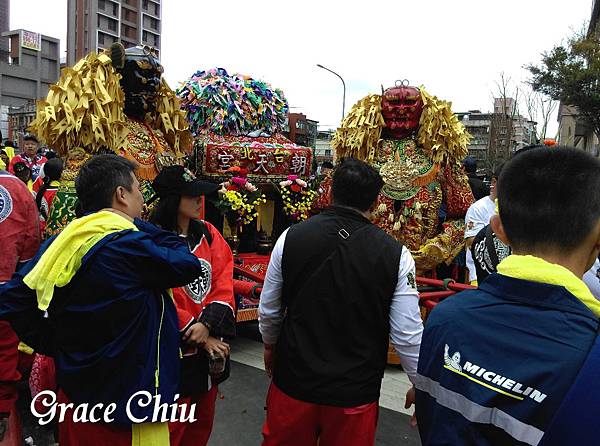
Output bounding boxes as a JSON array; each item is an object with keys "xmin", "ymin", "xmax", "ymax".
[
  {"xmin": 0, "ymin": 218, "xmax": 204, "ymax": 425},
  {"xmin": 415, "ymin": 273, "xmax": 599, "ymax": 446}
]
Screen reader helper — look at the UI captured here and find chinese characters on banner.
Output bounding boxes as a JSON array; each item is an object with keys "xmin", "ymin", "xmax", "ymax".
[{"xmin": 201, "ymin": 135, "xmax": 313, "ymax": 180}]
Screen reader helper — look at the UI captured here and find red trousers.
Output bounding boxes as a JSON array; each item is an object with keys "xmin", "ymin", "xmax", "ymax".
[
  {"xmin": 57, "ymin": 389, "xmax": 132, "ymax": 446},
  {"xmin": 0, "ymin": 322, "xmax": 20, "ymax": 414},
  {"xmin": 262, "ymin": 383, "xmax": 378, "ymax": 446},
  {"xmin": 169, "ymin": 385, "xmax": 218, "ymax": 446}
]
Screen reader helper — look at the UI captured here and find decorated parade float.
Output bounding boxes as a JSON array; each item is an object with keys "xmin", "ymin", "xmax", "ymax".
[
  {"xmin": 176, "ymin": 68, "xmax": 315, "ymax": 321},
  {"xmin": 318, "ymin": 80, "xmax": 476, "ymax": 276},
  {"xmin": 30, "ymin": 43, "xmax": 191, "ymax": 236}
]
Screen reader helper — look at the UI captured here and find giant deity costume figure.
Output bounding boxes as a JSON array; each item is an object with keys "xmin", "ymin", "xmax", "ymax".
[
  {"xmin": 29, "ymin": 44, "xmax": 191, "ymax": 236},
  {"xmin": 320, "ymin": 82, "xmax": 474, "ymax": 273}
]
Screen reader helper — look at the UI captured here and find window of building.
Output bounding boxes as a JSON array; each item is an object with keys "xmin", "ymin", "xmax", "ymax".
[
  {"xmin": 108, "ymin": 18, "xmax": 117, "ymax": 32},
  {"xmin": 98, "ymin": 32, "xmax": 105, "ymax": 45},
  {"xmin": 98, "ymin": 0, "xmax": 118, "ymax": 16},
  {"xmin": 143, "ymin": 30, "xmax": 159, "ymax": 46}
]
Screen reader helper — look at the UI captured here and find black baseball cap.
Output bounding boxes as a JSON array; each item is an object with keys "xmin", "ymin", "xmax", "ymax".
[
  {"xmin": 13, "ymin": 161, "xmax": 30, "ymax": 174},
  {"xmin": 152, "ymin": 165, "xmax": 219, "ymax": 198}
]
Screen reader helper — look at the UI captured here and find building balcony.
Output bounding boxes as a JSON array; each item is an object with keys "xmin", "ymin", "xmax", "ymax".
[
  {"xmin": 121, "ymin": 35, "xmax": 138, "ymax": 46},
  {"xmin": 122, "ymin": 18, "xmax": 137, "ymax": 28},
  {"xmin": 98, "ymin": 27, "xmax": 119, "ymax": 38},
  {"xmin": 121, "ymin": 2, "xmax": 138, "ymax": 13}
]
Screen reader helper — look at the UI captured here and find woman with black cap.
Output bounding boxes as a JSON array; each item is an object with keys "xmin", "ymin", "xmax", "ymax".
[{"xmin": 149, "ymin": 165, "xmax": 235, "ymax": 446}]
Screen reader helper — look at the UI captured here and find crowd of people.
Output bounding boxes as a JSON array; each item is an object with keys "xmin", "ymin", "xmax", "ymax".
[{"xmin": 0, "ymin": 142, "xmax": 599, "ymax": 446}]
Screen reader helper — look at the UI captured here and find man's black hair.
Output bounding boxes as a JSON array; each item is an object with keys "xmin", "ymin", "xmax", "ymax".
[
  {"xmin": 23, "ymin": 134, "xmax": 38, "ymax": 143},
  {"xmin": 498, "ymin": 146, "xmax": 600, "ymax": 253},
  {"xmin": 321, "ymin": 161, "xmax": 334, "ymax": 169},
  {"xmin": 75, "ymin": 154, "xmax": 138, "ymax": 213},
  {"xmin": 331, "ymin": 158, "xmax": 383, "ymax": 212}
]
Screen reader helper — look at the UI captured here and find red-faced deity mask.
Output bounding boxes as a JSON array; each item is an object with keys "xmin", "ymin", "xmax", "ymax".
[{"xmin": 381, "ymin": 83, "xmax": 424, "ymax": 139}]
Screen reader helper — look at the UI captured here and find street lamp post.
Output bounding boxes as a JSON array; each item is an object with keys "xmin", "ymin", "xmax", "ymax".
[{"xmin": 316, "ymin": 64, "xmax": 346, "ymax": 121}]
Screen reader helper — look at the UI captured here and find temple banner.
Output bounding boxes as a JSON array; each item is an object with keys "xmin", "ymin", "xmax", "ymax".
[{"xmin": 199, "ymin": 135, "xmax": 313, "ymax": 180}]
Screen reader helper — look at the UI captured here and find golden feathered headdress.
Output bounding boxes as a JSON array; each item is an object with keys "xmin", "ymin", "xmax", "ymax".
[
  {"xmin": 331, "ymin": 87, "xmax": 471, "ymax": 165},
  {"xmin": 29, "ymin": 50, "xmax": 191, "ymax": 156}
]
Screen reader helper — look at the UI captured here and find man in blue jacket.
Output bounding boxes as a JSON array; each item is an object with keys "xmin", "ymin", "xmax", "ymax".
[
  {"xmin": 0, "ymin": 155, "xmax": 207, "ymax": 445},
  {"xmin": 415, "ymin": 147, "xmax": 600, "ymax": 446}
]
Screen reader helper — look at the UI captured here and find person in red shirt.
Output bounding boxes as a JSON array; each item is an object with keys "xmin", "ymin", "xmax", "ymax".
[
  {"xmin": 150, "ymin": 165, "xmax": 235, "ymax": 446},
  {"xmin": 0, "ymin": 169, "xmax": 40, "ymax": 440},
  {"xmin": 34, "ymin": 158, "xmax": 63, "ymax": 237},
  {"xmin": 8, "ymin": 135, "xmax": 46, "ymax": 181}
]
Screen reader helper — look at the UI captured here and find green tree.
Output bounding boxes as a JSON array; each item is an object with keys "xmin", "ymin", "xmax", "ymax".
[{"xmin": 527, "ymin": 29, "xmax": 600, "ymax": 139}]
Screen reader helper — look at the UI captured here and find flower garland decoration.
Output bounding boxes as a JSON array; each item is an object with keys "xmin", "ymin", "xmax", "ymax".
[
  {"xmin": 215, "ymin": 166, "xmax": 266, "ymax": 227},
  {"xmin": 277, "ymin": 175, "xmax": 317, "ymax": 222}
]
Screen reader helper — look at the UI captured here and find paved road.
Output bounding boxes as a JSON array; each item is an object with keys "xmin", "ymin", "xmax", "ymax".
[
  {"xmin": 19, "ymin": 344, "xmax": 422, "ymax": 445},
  {"xmin": 209, "ymin": 361, "xmax": 421, "ymax": 446}
]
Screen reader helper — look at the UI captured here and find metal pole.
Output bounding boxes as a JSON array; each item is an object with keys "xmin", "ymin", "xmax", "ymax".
[{"xmin": 316, "ymin": 64, "xmax": 346, "ymax": 121}]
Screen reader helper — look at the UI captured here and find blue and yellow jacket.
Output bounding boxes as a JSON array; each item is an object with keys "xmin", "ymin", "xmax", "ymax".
[
  {"xmin": 0, "ymin": 218, "xmax": 205, "ymax": 426},
  {"xmin": 416, "ymin": 257, "xmax": 599, "ymax": 446}
]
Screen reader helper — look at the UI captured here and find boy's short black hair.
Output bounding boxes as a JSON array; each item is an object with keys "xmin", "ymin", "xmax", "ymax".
[
  {"xmin": 321, "ymin": 161, "xmax": 334, "ymax": 169},
  {"xmin": 331, "ymin": 158, "xmax": 383, "ymax": 212},
  {"xmin": 498, "ymin": 146, "xmax": 600, "ymax": 253},
  {"xmin": 75, "ymin": 154, "xmax": 138, "ymax": 213},
  {"xmin": 513, "ymin": 144, "xmax": 543, "ymax": 158}
]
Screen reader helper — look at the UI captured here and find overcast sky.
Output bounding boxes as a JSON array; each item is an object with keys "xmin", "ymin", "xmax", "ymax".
[{"xmin": 11, "ymin": 0, "xmax": 594, "ymax": 135}]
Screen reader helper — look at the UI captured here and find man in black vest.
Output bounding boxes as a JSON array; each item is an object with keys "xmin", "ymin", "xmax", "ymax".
[{"xmin": 259, "ymin": 158, "xmax": 423, "ymax": 446}]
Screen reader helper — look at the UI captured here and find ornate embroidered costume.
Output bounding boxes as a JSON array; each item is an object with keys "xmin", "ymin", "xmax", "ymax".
[{"xmin": 327, "ymin": 82, "xmax": 474, "ymax": 273}]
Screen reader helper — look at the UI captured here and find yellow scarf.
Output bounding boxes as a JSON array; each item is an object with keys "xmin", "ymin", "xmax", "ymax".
[
  {"xmin": 4, "ymin": 146, "xmax": 15, "ymax": 160},
  {"xmin": 24, "ymin": 211, "xmax": 137, "ymax": 311},
  {"xmin": 497, "ymin": 255, "xmax": 600, "ymax": 317},
  {"xmin": 132, "ymin": 423, "xmax": 169, "ymax": 445}
]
